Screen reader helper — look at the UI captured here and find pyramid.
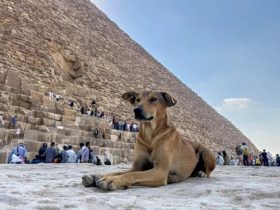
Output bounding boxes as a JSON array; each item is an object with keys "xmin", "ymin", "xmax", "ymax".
[{"xmin": 0, "ymin": 0, "xmax": 258, "ymax": 163}]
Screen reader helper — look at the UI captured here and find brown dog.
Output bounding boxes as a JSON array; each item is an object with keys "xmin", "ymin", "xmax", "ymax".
[{"xmin": 82, "ymin": 91, "xmax": 216, "ymax": 191}]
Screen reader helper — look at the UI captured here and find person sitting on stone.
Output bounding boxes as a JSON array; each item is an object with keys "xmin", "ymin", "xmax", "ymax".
[
  {"xmin": 0, "ymin": 113, "xmax": 4, "ymax": 128},
  {"xmin": 93, "ymin": 128, "xmax": 99, "ymax": 139},
  {"xmin": 55, "ymin": 94, "xmax": 60, "ymax": 101},
  {"xmin": 43, "ymin": 142, "xmax": 57, "ymax": 163},
  {"xmin": 69, "ymin": 100, "xmax": 74, "ymax": 107},
  {"xmin": 104, "ymin": 149, "xmax": 112, "ymax": 165},
  {"xmin": 80, "ymin": 107, "xmax": 85, "ymax": 115},
  {"xmin": 31, "ymin": 155, "xmax": 42, "ymax": 164},
  {"xmin": 59, "ymin": 145, "xmax": 68, "ymax": 163},
  {"xmin": 66, "ymin": 145, "xmax": 76, "ymax": 163},
  {"xmin": 38, "ymin": 143, "xmax": 47, "ymax": 162},
  {"xmin": 8, "ymin": 141, "xmax": 28, "ymax": 164},
  {"xmin": 15, "ymin": 124, "xmax": 22, "ymax": 138}
]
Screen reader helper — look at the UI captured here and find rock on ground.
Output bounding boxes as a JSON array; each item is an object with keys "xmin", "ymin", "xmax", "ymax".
[{"xmin": 0, "ymin": 164, "xmax": 279, "ymax": 210}]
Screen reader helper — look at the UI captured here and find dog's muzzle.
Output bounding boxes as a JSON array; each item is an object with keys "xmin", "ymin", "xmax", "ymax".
[{"xmin": 133, "ymin": 107, "xmax": 153, "ymax": 121}]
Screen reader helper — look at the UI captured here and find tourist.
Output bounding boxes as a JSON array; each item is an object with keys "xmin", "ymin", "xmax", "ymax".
[
  {"xmin": 38, "ymin": 143, "xmax": 47, "ymax": 162},
  {"xmin": 76, "ymin": 143, "xmax": 84, "ymax": 163},
  {"xmin": 248, "ymin": 152, "xmax": 254, "ymax": 166},
  {"xmin": 55, "ymin": 94, "xmax": 60, "ymax": 101},
  {"xmin": 93, "ymin": 128, "xmax": 99, "ymax": 139},
  {"xmin": 59, "ymin": 146, "xmax": 68, "ymax": 163},
  {"xmin": 216, "ymin": 152, "xmax": 224, "ymax": 165},
  {"xmin": 255, "ymin": 155, "xmax": 262, "ymax": 166},
  {"xmin": 7, "ymin": 141, "xmax": 28, "ymax": 164},
  {"xmin": 80, "ymin": 107, "xmax": 85, "ymax": 115},
  {"xmin": 31, "ymin": 155, "xmax": 42, "ymax": 164},
  {"xmin": 261, "ymin": 149, "xmax": 269, "ymax": 166},
  {"xmin": 66, "ymin": 145, "xmax": 76, "ymax": 163},
  {"xmin": 69, "ymin": 100, "xmax": 74, "ymax": 107},
  {"xmin": 44, "ymin": 142, "xmax": 57, "ymax": 163},
  {"xmin": 87, "ymin": 142, "xmax": 94, "ymax": 163},
  {"xmin": 15, "ymin": 124, "xmax": 22, "ymax": 138},
  {"xmin": 104, "ymin": 149, "xmax": 112, "ymax": 165},
  {"xmin": 222, "ymin": 151, "xmax": 230, "ymax": 165},
  {"xmin": 48, "ymin": 91, "xmax": 54, "ymax": 99},
  {"xmin": 9, "ymin": 115, "xmax": 17, "ymax": 129},
  {"xmin": 241, "ymin": 143, "xmax": 249, "ymax": 166},
  {"xmin": 81, "ymin": 142, "xmax": 89, "ymax": 163},
  {"xmin": 276, "ymin": 154, "xmax": 280, "ymax": 166},
  {"xmin": 0, "ymin": 113, "xmax": 4, "ymax": 128}
]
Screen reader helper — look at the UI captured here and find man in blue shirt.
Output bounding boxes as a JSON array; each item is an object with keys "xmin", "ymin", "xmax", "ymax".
[{"xmin": 44, "ymin": 142, "xmax": 57, "ymax": 163}]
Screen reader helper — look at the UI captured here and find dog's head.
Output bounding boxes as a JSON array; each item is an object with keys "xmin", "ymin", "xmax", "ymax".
[{"xmin": 122, "ymin": 91, "xmax": 177, "ymax": 122}]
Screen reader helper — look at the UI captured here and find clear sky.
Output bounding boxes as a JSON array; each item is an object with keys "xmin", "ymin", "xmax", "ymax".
[{"xmin": 92, "ymin": 0, "xmax": 280, "ymax": 156}]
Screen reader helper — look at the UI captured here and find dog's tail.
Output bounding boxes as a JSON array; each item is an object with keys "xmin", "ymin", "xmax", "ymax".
[{"xmin": 190, "ymin": 143, "xmax": 216, "ymax": 178}]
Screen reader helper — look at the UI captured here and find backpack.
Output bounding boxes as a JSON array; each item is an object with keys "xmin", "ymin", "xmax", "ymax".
[
  {"xmin": 235, "ymin": 146, "xmax": 243, "ymax": 155},
  {"xmin": 243, "ymin": 147, "xmax": 249, "ymax": 156}
]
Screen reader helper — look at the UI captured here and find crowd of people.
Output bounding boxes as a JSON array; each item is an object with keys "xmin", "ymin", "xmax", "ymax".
[
  {"xmin": 48, "ymin": 91, "xmax": 139, "ymax": 133},
  {"xmin": 7, "ymin": 141, "xmax": 112, "ymax": 165},
  {"xmin": 216, "ymin": 142, "xmax": 280, "ymax": 167}
]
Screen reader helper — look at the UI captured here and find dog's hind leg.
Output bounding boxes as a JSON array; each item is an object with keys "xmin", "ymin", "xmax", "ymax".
[{"xmin": 190, "ymin": 145, "xmax": 216, "ymax": 178}]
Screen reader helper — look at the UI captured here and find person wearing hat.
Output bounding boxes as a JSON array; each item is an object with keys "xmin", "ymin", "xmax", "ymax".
[{"xmin": 7, "ymin": 141, "xmax": 28, "ymax": 164}]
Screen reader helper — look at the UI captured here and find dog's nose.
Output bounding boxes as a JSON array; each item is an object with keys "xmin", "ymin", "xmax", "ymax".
[{"xmin": 134, "ymin": 107, "xmax": 142, "ymax": 115}]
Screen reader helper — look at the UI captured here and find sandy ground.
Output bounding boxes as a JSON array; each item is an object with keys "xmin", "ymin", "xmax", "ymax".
[{"xmin": 0, "ymin": 164, "xmax": 279, "ymax": 210}]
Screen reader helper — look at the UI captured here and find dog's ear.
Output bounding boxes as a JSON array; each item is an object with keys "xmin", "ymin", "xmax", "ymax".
[
  {"xmin": 160, "ymin": 92, "xmax": 177, "ymax": 107},
  {"xmin": 122, "ymin": 91, "xmax": 139, "ymax": 105}
]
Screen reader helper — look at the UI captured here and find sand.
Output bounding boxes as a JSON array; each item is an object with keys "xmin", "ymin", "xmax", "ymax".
[{"xmin": 0, "ymin": 164, "xmax": 279, "ymax": 210}]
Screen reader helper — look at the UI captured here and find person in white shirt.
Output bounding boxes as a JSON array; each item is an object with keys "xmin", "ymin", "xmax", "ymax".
[{"xmin": 66, "ymin": 145, "xmax": 76, "ymax": 163}]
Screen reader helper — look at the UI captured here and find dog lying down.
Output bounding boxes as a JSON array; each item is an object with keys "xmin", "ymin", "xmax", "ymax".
[{"xmin": 82, "ymin": 91, "xmax": 216, "ymax": 191}]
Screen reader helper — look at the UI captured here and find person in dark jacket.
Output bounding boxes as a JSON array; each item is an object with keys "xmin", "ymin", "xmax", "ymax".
[
  {"xmin": 38, "ymin": 143, "xmax": 47, "ymax": 162},
  {"xmin": 44, "ymin": 142, "xmax": 57, "ymax": 163}
]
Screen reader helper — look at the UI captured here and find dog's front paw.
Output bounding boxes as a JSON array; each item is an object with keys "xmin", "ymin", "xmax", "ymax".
[
  {"xmin": 96, "ymin": 177, "xmax": 120, "ymax": 191},
  {"xmin": 82, "ymin": 174, "xmax": 102, "ymax": 187}
]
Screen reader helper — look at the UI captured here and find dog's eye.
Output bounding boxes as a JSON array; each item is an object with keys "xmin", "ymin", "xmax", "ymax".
[
  {"xmin": 149, "ymin": 97, "xmax": 158, "ymax": 103},
  {"xmin": 136, "ymin": 97, "xmax": 140, "ymax": 103}
]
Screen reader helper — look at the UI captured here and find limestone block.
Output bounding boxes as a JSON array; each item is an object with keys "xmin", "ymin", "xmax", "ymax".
[
  {"xmin": 30, "ymin": 90, "xmax": 43, "ymax": 104},
  {"xmin": 110, "ymin": 134, "xmax": 118, "ymax": 142},
  {"xmin": 20, "ymin": 94, "xmax": 32, "ymax": 103},
  {"xmin": 69, "ymin": 136, "xmax": 80, "ymax": 145},
  {"xmin": 42, "ymin": 96, "xmax": 56, "ymax": 109},
  {"xmin": 19, "ymin": 101, "xmax": 31, "ymax": 109},
  {"xmin": 24, "ymin": 130, "xmax": 38, "ymax": 141},
  {"xmin": 23, "ymin": 140, "xmax": 42, "ymax": 152},
  {"xmin": 38, "ymin": 132, "xmax": 52, "ymax": 142},
  {"xmin": 44, "ymin": 112, "xmax": 62, "ymax": 121},
  {"xmin": 42, "ymin": 118, "xmax": 56, "ymax": 127},
  {"xmin": 27, "ymin": 152, "xmax": 37, "ymax": 161},
  {"xmin": 62, "ymin": 120, "xmax": 79, "ymax": 129},
  {"xmin": 64, "ymin": 109, "xmax": 77, "ymax": 118},
  {"xmin": 21, "ymin": 80, "xmax": 32, "ymax": 95},
  {"xmin": 91, "ymin": 146, "xmax": 99, "ymax": 155},
  {"xmin": 55, "ymin": 103, "xmax": 64, "ymax": 115},
  {"xmin": 0, "ymin": 152, "xmax": 8, "ymax": 164},
  {"xmin": 57, "ymin": 128, "xmax": 66, "ymax": 135},
  {"xmin": 28, "ymin": 116, "xmax": 42, "ymax": 125},
  {"xmin": 6, "ymin": 70, "xmax": 21, "ymax": 90}
]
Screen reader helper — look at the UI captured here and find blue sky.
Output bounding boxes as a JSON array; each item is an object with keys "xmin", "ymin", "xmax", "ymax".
[{"xmin": 92, "ymin": 0, "xmax": 280, "ymax": 156}]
